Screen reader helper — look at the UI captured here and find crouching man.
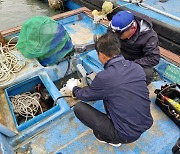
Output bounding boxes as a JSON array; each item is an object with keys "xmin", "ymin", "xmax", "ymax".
[{"xmin": 65, "ymin": 33, "xmax": 153, "ymax": 147}]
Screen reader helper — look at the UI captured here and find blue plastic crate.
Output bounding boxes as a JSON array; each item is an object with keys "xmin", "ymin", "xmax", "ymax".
[{"xmin": 5, "ymin": 75, "xmax": 70, "ymax": 132}]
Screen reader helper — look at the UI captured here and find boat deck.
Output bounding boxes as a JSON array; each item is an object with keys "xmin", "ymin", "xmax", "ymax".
[
  {"xmin": 12, "ymin": 80, "xmax": 180, "ymax": 153},
  {"xmin": 0, "ymin": 8, "xmax": 179, "ymax": 154}
]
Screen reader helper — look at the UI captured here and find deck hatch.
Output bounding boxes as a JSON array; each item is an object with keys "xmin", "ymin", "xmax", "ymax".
[{"xmin": 4, "ymin": 75, "xmax": 61, "ymax": 131}]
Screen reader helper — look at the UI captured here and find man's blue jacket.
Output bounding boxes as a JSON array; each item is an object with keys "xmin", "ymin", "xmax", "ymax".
[{"xmin": 73, "ymin": 55, "xmax": 153, "ymax": 139}]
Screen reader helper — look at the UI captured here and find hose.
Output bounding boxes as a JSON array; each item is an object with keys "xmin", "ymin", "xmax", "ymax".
[{"xmin": 53, "ymin": 96, "xmax": 72, "ymax": 106}]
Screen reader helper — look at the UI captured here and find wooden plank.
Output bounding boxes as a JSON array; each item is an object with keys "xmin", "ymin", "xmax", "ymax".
[{"xmin": 160, "ymin": 47, "xmax": 180, "ymax": 66}]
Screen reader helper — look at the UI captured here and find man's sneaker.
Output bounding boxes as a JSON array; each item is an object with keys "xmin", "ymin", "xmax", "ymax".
[
  {"xmin": 108, "ymin": 142, "xmax": 121, "ymax": 147},
  {"xmin": 96, "ymin": 138, "xmax": 107, "ymax": 144},
  {"xmin": 96, "ymin": 138, "xmax": 121, "ymax": 147}
]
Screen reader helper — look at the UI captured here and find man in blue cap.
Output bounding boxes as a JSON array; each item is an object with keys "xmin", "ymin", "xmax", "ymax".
[{"xmin": 109, "ymin": 10, "xmax": 160, "ymax": 85}]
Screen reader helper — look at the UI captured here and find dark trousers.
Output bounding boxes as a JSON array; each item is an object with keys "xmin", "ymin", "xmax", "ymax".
[
  {"xmin": 74, "ymin": 102, "xmax": 133, "ymax": 144},
  {"xmin": 143, "ymin": 67, "xmax": 153, "ymax": 85}
]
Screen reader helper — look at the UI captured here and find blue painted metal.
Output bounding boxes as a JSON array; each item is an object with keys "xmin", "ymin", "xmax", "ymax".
[
  {"xmin": 65, "ymin": 0, "xmax": 81, "ymax": 10},
  {"xmin": 144, "ymin": 0, "xmax": 180, "ymax": 17},
  {"xmin": 0, "ymin": 133, "xmax": 13, "ymax": 154},
  {"xmin": 116, "ymin": 0, "xmax": 180, "ymax": 28},
  {"xmin": 57, "ymin": 13, "xmax": 107, "ymax": 42},
  {"xmin": 154, "ymin": 58, "xmax": 169, "ymax": 79},
  {"xmin": 8, "ymin": 104, "xmax": 71, "ymax": 147},
  {"xmin": 5, "ymin": 74, "xmax": 70, "ymax": 132},
  {"xmin": 85, "ymin": 50, "xmax": 104, "ymax": 70},
  {"xmin": 0, "ymin": 124, "xmax": 16, "ymax": 137}
]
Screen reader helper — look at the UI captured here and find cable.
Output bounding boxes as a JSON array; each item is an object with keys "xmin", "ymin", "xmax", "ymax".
[{"xmin": 53, "ymin": 96, "xmax": 72, "ymax": 107}]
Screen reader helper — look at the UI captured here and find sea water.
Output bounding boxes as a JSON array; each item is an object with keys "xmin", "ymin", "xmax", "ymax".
[{"xmin": 0, "ymin": 0, "xmax": 61, "ymax": 31}]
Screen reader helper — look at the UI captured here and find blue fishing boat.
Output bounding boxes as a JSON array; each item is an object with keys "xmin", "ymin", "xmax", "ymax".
[{"xmin": 0, "ymin": 6, "xmax": 179, "ymax": 153}]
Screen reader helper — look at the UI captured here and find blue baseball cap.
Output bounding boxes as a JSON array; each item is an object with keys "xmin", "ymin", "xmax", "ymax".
[{"xmin": 109, "ymin": 11, "xmax": 134, "ymax": 32}]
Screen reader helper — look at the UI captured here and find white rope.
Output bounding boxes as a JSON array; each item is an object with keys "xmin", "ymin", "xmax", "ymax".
[
  {"xmin": 11, "ymin": 92, "xmax": 43, "ymax": 122},
  {"xmin": 0, "ymin": 36, "xmax": 25, "ymax": 87},
  {"xmin": 93, "ymin": 3, "xmax": 133, "ymax": 24}
]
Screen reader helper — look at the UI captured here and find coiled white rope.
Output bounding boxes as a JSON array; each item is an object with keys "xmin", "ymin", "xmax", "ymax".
[
  {"xmin": 11, "ymin": 92, "xmax": 43, "ymax": 122},
  {"xmin": 0, "ymin": 36, "xmax": 26, "ymax": 87}
]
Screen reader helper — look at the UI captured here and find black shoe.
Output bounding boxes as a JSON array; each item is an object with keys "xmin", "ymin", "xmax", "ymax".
[
  {"xmin": 93, "ymin": 130, "xmax": 121, "ymax": 147},
  {"xmin": 159, "ymin": 0, "xmax": 168, "ymax": 2}
]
